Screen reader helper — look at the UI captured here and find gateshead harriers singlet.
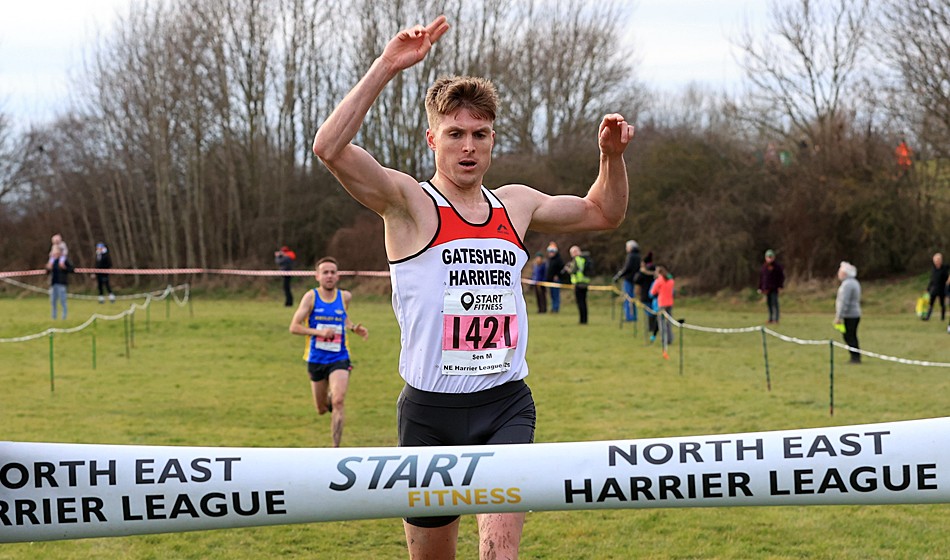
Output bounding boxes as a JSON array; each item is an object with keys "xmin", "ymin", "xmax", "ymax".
[{"xmin": 389, "ymin": 182, "xmax": 529, "ymax": 393}]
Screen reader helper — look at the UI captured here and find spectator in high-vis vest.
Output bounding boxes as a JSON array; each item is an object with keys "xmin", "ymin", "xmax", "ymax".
[{"xmin": 568, "ymin": 245, "xmax": 592, "ymax": 324}]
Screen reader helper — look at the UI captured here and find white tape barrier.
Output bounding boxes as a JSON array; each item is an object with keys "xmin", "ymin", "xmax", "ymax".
[
  {"xmin": 658, "ymin": 310, "xmax": 950, "ymax": 368},
  {"xmin": 2, "ymin": 416, "xmax": 949, "ymax": 542}
]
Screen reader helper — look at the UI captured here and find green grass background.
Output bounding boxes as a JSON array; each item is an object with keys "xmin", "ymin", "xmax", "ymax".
[{"xmin": 1, "ymin": 277, "xmax": 949, "ymax": 559}]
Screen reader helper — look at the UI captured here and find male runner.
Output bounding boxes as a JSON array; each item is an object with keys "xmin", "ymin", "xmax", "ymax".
[
  {"xmin": 312, "ymin": 15, "xmax": 634, "ymax": 559},
  {"xmin": 289, "ymin": 257, "xmax": 368, "ymax": 447}
]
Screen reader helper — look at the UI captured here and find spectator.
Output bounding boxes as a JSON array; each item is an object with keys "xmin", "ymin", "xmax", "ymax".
[
  {"xmin": 530, "ymin": 251, "xmax": 547, "ymax": 313},
  {"xmin": 567, "ymin": 245, "xmax": 592, "ymax": 324},
  {"xmin": 545, "ymin": 243, "xmax": 566, "ymax": 313},
  {"xmin": 896, "ymin": 138, "xmax": 913, "ymax": 172},
  {"xmin": 650, "ymin": 264, "xmax": 675, "ymax": 358},
  {"xmin": 94, "ymin": 242, "xmax": 116, "ymax": 304},
  {"xmin": 612, "ymin": 239, "xmax": 641, "ymax": 322},
  {"xmin": 45, "ymin": 246, "xmax": 73, "ymax": 320},
  {"xmin": 275, "ymin": 245, "xmax": 297, "ymax": 307},
  {"xmin": 834, "ymin": 261, "xmax": 862, "ymax": 364},
  {"xmin": 635, "ymin": 251, "xmax": 658, "ymax": 340},
  {"xmin": 757, "ymin": 249, "xmax": 785, "ymax": 324},
  {"xmin": 924, "ymin": 252, "xmax": 949, "ymax": 322}
]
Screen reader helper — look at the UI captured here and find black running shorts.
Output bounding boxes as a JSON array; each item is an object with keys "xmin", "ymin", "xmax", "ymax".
[
  {"xmin": 397, "ymin": 379, "xmax": 536, "ymax": 528},
  {"xmin": 307, "ymin": 359, "xmax": 351, "ymax": 382}
]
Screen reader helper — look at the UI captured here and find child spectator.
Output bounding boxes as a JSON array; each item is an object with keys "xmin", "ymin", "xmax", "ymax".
[
  {"xmin": 650, "ymin": 265, "xmax": 676, "ymax": 358},
  {"xmin": 48, "ymin": 233, "xmax": 68, "ymax": 268}
]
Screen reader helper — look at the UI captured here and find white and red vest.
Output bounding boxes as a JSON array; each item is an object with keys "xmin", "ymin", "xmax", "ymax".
[{"xmin": 389, "ymin": 182, "xmax": 530, "ymax": 393}]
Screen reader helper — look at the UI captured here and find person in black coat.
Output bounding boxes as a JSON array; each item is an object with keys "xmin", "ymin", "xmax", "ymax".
[
  {"xmin": 94, "ymin": 242, "xmax": 115, "ymax": 303},
  {"xmin": 925, "ymin": 252, "xmax": 949, "ymax": 322},
  {"xmin": 634, "ymin": 251, "xmax": 658, "ymax": 339},
  {"xmin": 757, "ymin": 249, "xmax": 785, "ymax": 323}
]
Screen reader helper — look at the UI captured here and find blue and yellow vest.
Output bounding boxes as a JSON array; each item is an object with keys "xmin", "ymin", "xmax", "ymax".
[{"xmin": 304, "ymin": 288, "xmax": 349, "ymax": 364}]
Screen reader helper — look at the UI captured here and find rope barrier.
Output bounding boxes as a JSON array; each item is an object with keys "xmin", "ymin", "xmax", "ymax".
[
  {"xmin": 0, "ymin": 268, "xmax": 390, "ymax": 278},
  {"xmin": 653, "ymin": 309, "xmax": 950, "ymax": 368},
  {"xmin": 6, "ymin": 268, "xmax": 946, "ymax": 368},
  {"xmin": 0, "ymin": 276, "xmax": 185, "ymax": 301},
  {"xmin": 0, "ymin": 284, "xmax": 189, "ymax": 344}
]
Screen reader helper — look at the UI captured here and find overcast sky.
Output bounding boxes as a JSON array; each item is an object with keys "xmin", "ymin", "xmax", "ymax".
[{"xmin": 0, "ymin": 0, "xmax": 767, "ymax": 127}]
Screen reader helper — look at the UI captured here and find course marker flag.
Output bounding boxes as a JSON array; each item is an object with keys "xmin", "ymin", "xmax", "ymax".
[{"xmin": 2, "ymin": 416, "xmax": 948, "ymax": 542}]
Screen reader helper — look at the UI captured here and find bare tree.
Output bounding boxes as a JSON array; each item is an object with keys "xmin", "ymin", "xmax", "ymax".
[
  {"xmin": 493, "ymin": 0, "xmax": 638, "ymax": 155},
  {"xmin": 878, "ymin": 0, "xmax": 950, "ymax": 158},
  {"xmin": 735, "ymin": 0, "xmax": 871, "ymax": 154},
  {"xmin": 2, "ymin": 0, "xmax": 645, "ymax": 272},
  {"xmin": 0, "ymin": 111, "xmax": 16, "ymax": 204}
]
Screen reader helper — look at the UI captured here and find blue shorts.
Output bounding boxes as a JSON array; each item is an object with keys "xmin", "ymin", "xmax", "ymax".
[
  {"xmin": 307, "ymin": 359, "xmax": 351, "ymax": 382},
  {"xmin": 397, "ymin": 380, "xmax": 536, "ymax": 528}
]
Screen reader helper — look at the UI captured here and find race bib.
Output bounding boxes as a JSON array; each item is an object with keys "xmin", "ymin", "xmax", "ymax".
[
  {"xmin": 441, "ymin": 288, "xmax": 519, "ymax": 375},
  {"xmin": 314, "ymin": 323, "xmax": 343, "ymax": 352}
]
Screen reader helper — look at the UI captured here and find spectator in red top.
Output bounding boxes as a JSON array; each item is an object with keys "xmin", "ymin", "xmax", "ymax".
[
  {"xmin": 896, "ymin": 139, "xmax": 912, "ymax": 172},
  {"xmin": 275, "ymin": 245, "xmax": 297, "ymax": 306}
]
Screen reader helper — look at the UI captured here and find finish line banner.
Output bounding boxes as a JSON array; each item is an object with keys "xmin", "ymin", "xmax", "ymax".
[{"xmin": 3, "ymin": 417, "xmax": 949, "ymax": 542}]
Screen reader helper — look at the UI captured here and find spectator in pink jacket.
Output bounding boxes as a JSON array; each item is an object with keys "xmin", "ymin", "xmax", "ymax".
[{"xmin": 650, "ymin": 265, "xmax": 675, "ymax": 356}]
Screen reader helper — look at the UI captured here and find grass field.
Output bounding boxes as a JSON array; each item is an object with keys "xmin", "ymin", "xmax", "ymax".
[{"xmin": 1, "ymin": 277, "xmax": 949, "ymax": 559}]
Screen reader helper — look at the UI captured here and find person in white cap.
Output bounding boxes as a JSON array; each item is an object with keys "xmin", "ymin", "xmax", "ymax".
[{"xmin": 834, "ymin": 261, "xmax": 862, "ymax": 363}]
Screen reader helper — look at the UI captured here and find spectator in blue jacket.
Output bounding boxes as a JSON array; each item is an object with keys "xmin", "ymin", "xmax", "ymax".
[
  {"xmin": 613, "ymin": 240, "xmax": 641, "ymax": 322},
  {"xmin": 545, "ymin": 243, "xmax": 566, "ymax": 313},
  {"xmin": 530, "ymin": 252, "xmax": 547, "ymax": 313}
]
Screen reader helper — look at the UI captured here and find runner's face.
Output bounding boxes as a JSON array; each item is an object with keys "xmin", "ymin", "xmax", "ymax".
[
  {"xmin": 317, "ymin": 263, "xmax": 338, "ymax": 290},
  {"xmin": 427, "ymin": 109, "xmax": 494, "ymax": 189}
]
